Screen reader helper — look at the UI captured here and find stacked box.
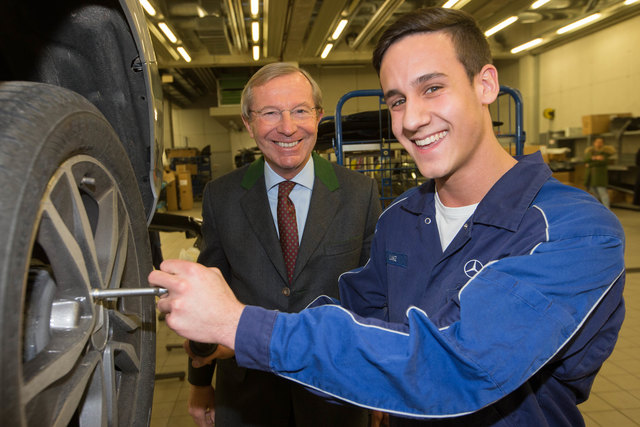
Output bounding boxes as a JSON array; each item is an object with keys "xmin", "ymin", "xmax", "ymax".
[{"xmin": 178, "ymin": 172, "xmax": 193, "ymax": 210}]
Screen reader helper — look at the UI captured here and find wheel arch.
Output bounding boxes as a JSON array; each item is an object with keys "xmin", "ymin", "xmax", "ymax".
[{"xmin": 0, "ymin": 0, "xmax": 163, "ymax": 221}]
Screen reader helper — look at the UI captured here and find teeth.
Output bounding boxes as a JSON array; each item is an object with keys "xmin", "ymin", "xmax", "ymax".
[
  {"xmin": 276, "ymin": 140, "xmax": 300, "ymax": 148},
  {"xmin": 415, "ymin": 131, "xmax": 447, "ymax": 147}
]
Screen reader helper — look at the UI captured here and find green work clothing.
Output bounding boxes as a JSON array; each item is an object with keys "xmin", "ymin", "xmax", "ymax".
[{"xmin": 584, "ymin": 146, "xmax": 615, "ymax": 188}]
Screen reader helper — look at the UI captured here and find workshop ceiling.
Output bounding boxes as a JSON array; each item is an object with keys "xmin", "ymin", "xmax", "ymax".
[{"xmin": 147, "ymin": 0, "xmax": 640, "ymax": 108}]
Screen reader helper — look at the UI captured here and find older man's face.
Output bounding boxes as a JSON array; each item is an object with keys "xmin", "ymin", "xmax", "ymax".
[{"xmin": 242, "ymin": 73, "xmax": 322, "ymax": 180}]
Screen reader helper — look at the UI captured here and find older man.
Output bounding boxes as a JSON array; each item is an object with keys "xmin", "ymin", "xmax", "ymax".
[{"xmin": 185, "ymin": 63, "xmax": 380, "ymax": 427}]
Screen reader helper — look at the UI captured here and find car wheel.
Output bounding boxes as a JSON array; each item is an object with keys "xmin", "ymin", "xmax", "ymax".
[{"xmin": 0, "ymin": 81, "xmax": 156, "ymax": 426}]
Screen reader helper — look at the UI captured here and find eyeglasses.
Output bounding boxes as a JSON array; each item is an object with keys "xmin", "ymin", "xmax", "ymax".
[{"xmin": 250, "ymin": 106, "xmax": 318, "ymax": 123}]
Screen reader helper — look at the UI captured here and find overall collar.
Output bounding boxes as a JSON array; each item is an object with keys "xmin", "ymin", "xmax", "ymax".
[{"xmin": 399, "ymin": 152, "xmax": 552, "ymax": 232}]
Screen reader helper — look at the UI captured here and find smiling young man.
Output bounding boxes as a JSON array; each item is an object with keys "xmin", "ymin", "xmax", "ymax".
[
  {"xmin": 183, "ymin": 63, "xmax": 379, "ymax": 427},
  {"xmin": 153, "ymin": 8, "xmax": 625, "ymax": 426}
]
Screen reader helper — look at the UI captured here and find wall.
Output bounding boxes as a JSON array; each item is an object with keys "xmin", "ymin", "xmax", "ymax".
[
  {"xmin": 537, "ymin": 14, "xmax": 640, "ymax": 135},
  {"xmin": 170, "ymin": 108, "xmax": 232, "ymax": 179}
]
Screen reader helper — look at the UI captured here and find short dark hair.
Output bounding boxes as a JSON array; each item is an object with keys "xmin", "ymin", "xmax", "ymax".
[{"xmin": 372, "ymin": 7, "xmax": 492, "ymax": 82}]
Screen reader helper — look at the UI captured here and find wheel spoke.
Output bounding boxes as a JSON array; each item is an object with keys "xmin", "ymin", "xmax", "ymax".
[
  {"xmin": 25, "ymin": 350, "xmax": 104, "ymax": 427},
  {"xmin": 49, "ymin": 161, "xmax": 105, "ymax": 290}
]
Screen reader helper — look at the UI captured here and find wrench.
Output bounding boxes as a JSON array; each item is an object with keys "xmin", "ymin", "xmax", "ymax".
[{"xmin": 91, "ymin": 287, "xmax": 168, "ymax": 300}]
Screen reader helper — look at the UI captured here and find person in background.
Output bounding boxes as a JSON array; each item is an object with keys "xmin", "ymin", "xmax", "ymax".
[
  {"xmin": 184, "ymin": 62, "xmax": 381, "ymax": 427},
  {"xmin": 584, "ymin": 136, "xmax": 616, "ymax": 208},
  {"xmin": 153, "ymin": 8, "xmax": 625, "ymax": 426}
]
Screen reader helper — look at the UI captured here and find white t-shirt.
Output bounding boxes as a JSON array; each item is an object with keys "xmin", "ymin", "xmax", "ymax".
[{"xmin": 434, "ymin": 191, "xmax": 478, "ymax": 251}]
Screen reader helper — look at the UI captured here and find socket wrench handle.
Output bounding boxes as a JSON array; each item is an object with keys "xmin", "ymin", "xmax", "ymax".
[{"xmin": 91, "ymin": 287, "xmax": 168, "ymax": 299}]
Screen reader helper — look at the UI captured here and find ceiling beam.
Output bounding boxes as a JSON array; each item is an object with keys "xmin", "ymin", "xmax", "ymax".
[
  {"xmin": 282, "ymin": 0, "xmax": 318, "ymax": 61},
  {"xmin": 264, "ymin": 0, "xmax": 289, "ymax": 59},
  {"xmin": 303, "ymin": 0, "xmax": 351, "ymax": 57}
]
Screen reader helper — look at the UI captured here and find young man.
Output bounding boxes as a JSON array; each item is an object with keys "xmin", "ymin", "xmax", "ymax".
[
  {"xmin": 184, "ymin": 63, "xmax": 379, "ymax": 426},
  {"xmin": 152, "ymin": 8, "xmax": 625, "ymax": 426}
]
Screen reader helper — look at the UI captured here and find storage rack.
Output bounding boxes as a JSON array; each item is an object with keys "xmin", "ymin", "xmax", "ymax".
[
  {"xmin": 490, "ymin": 85, "xmax": 526, "ymax": 156},
  {"xmin": 170, "ymin": 154, "xmax": 212, "ymax": 201},
  {"xmin": 333, "ymin": 89, "xmax": 420, "ymax": 207},
  {"xmin": 332, "ymin": 87, "xmax": 525, "ymax": 206}
]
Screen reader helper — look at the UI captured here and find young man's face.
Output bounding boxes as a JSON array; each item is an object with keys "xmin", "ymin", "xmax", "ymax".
[
  {"xmin": 242, "ymin": 73, "xmax": 322, "ymax": 180},
  {"xmin": 380, "ymin": 31, "xmax": 497, "ymax": 183}
]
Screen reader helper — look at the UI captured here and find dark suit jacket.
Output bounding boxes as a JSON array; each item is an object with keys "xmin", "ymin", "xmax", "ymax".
[{"xmin": 189, "ymin": 153, "xmax": 381, "ymax": 426}]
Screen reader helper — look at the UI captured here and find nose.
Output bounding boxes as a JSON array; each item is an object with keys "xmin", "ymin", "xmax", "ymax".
[
  {"xmin": 402, "ymin": 97, "xmax": 430, "ymax": 133},
  {"xmin": 277, "ymin": 111, "xmax": 297, "ymax": 135}
]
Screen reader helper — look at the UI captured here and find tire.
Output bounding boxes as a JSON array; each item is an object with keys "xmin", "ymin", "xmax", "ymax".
[{"xmin": 0, "ymin": 81, "xmax": 156, "ymax": 426}]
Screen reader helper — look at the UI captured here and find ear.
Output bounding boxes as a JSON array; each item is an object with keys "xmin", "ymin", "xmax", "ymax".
[
  {"xmin": 242, "ymin": 115, "xmax": 255, "ymax": 138},
  {"xmin": 476, "ymin": 64, "xmax": 499, "ymax": 105}
]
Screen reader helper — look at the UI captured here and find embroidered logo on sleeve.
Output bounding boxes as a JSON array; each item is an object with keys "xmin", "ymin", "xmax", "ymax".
[{"xmin": 386, "ymin": 251, "xmax": 408, "ymax": 268}]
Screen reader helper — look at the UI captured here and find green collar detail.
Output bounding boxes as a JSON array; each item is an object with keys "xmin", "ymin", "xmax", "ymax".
[{"xmin": 240, "ymin": 152, "xmax": 339, "ymax": 191}]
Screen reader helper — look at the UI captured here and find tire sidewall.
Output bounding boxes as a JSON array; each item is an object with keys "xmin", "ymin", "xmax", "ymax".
[{"xmin": 0, "ymin": 81, "xmax": 155, "ymax": 425}]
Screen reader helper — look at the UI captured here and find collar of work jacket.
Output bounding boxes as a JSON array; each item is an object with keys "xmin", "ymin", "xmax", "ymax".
[
  {"xmin": 240, "ymin": 152, "xmax": 340, "ymax": 191},
  {"xmin": 398, "ymin": 151, "xmax": 553, "ymax": 233}
]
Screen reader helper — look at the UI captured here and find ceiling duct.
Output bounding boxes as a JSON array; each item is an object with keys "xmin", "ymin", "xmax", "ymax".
[
  {"xmin": 223, "ymin": 0, "xmax": 248, "ymax": 53},
  {"xmin": 350, "ymin": 0, "xmax": 403, "ymax": 50}
]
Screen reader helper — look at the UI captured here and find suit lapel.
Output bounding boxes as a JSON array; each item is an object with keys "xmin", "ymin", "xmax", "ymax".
[
  {"xmin": 293, "ymin": 175, "xmax": 340, "ymax": 282},
  {"xmin": 239, "ymin": 168, "xmax": 289, "ymax": 283}
]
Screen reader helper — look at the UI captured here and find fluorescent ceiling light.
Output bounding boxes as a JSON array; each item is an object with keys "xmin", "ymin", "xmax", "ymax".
[
  {"xmin": 250, "ymin": 0, "xmax": 259, "ymax": 17},
  {"xmin": 557, "ymin": 13, "xmax": 601, "ymax": 34},
  {"xmin": 531, "ymin": 0, "xmax": 551, "ymax": 9},
  {"xmin": 442, "ymin": 0, "xmax": 459, "ymax": 8},
  {"xmin": 321, "ymin": 43, "xmax": 334, "ymax": 59},
  {"xmin": 139, "ymin": 0, "xmax": 156, "ymax": 16},
  {"xmin": 177, "ymin": 46, "xmax": 191, "ymax": 62},
  {"xmin": 196, "ymin": 6, "xmax": 207, "ymax": 18},
  {"xmin": 253, "ymin": 45, "xmax": 260, "ymax": 61},
  {"xmin": 252, "ymin": 22, "xmax": 260, "ymax": 42},
  {"xmin": 511, "ymin": 38, "xmax": 543, "ymax": 54},
  {"xmin": 331, "ymin": 19, "xmax": 349, "ymax": 40},
  {"xmin": 166, "ymin": 46, "xmax": 180, "ymax": 61},
  {"xmin": 624, "ymin": 0, "xmax": 638, "ymax": 5},
  {"xmin": 485, "ymin": 16, "xmax": 518, "ymax": 37},
  {"xmin": 158, "ymin": 22, "xmax": 178, "ymax": 43}
]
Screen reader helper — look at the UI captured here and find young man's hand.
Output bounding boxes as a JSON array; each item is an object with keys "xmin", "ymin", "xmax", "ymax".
[{"xmin": 150, "ymin": 259, "xmax": 245, "ymax": 349}]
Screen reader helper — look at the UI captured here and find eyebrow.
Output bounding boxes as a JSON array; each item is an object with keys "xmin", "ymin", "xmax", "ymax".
[
  {"xmin": 383, "ymin": 72, "xmax": 447, "ymax": 100},
  {"xmin": 254, "ymin": 102, "xmax": 313, "ymax": 111}
]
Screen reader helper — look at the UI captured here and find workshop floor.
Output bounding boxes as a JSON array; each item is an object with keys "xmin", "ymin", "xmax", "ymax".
[{"xmin": 149, "ymin": 202, "xmax": 640, "ymax": 427}]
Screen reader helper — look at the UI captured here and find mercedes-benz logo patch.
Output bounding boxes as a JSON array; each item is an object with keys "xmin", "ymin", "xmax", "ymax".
[{"xmin": 464, "ymin": 259, "xmax": 483, "ymax": 278}]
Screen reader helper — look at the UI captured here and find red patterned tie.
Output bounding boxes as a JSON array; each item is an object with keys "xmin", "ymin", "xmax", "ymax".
[{"xmin": 277, "ymin": 181, "xmax": 298, "ymax": 283}]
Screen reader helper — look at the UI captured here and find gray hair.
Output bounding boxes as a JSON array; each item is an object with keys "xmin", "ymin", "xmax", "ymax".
[{"xmin": 241, "ymin": 63, "xmax": 323, "ymax": 120}]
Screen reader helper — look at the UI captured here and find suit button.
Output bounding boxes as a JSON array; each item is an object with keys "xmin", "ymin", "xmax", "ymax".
[{"xmin": 282, "ymin": 287, "xmax": 291, "ymax": 296}]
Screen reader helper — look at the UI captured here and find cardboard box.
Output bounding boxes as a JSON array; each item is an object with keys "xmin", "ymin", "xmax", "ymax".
[
  {"xmin": 581, "ymin": 113, "xmax": 631, "ymax": 135},
  {"xmin": 176, "ymin": 162, "xmax": 198, "ymax": 175},
  {"xmin": 582, "ymin": 115, "xmax": 611, "ymax": 135},
  {"xmin": 167, "ymin": 148, "xmax": 198, "ymax": 159},
  {"xmin": 504, "ymin": 144, "xmax": 540, "ymax": 156},
  {"xmin": 166, "ymin": 179, "xmax": 178, "ymax": 211},
  {"xmin": 552, "ymin": 171, "xmax": 571, "ymax": 184},
  {"xmin": 163, "ymin": 170, "xmax": 178, "ymax": 211},
  {"xmin": 178, "ymin": 172, "xmax": 193, "ymax": 210}
]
